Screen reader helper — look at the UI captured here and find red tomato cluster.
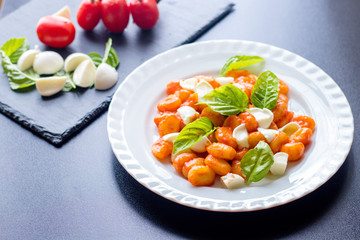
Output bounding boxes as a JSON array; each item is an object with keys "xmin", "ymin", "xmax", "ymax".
[
  {"xmin": 35, "ymin": 1, "xmax": 159, "ymax": 48},
  {"xmin": 77, "ymin": 0, "xmax": 159, "ymax": 32}
]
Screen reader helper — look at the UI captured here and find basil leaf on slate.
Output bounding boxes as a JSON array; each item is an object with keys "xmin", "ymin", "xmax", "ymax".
[
  {"xmin": 88, "ymin": 38, "xmax": 120, "ymax": 68},
  {"xmin": 55, "ymin": 69, "xmax": 76, "ymax": 92},
  {"xmin": 1, "ymin": 38, "xmax": 27, "ymax": 61},
  {"xmin": 240, "ymin": 141, "xmax": 274, "ymax": 184},
  {"xmin": 198, "ymin": 84, "xmax": 249, "ymax": 116},
  {"xmin": 102, "ymin": 38, "xmax": 120, "ymax": 68},
  {"xmin": 251, "ymin": 70, "xmax": 279, "ymax": 111},
  {"xmin": 9, "ymin": 39, "xmax": 29, "ymax": 64},
  {"xmin": 173, "ymin": 117, "xmax": 215, "ymax": 155},
  {"xmin": 63, "ymin": 72, "xmax": 76, "ymax": 92},
  {"xmin": 1, "ymin": 50, "xmax": 37, "ymax": 90},
  {"xmin": 219, "ymin": 55, "xmax": 264, "ymax": 76},
  {"xmin": 106, "ymin": 47, "xmax": 120, "ymax": 68},
  {"xmin": 88, "ymin": 52, "xmax": 103, "ymax": 68}
]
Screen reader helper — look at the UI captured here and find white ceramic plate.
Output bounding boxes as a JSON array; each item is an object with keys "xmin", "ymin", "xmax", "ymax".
[{"xmin": 107, "ymin": 40, "xmax": 353, "ymax": 212}]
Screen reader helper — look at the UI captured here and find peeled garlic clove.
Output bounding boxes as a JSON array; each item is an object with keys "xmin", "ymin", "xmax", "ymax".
[
  {"xmin": 177, "ymin": 106, "xmax": 199, "ymax": 124},
  {"xmin": 190, "ymin": 136, "xmax": 211, "ymax": 153},
  {"xmin": 17, "ymin": 48, "xmax": 40, "ymax": 71},
  {"xmin": 162, "ymin": 133, "xmax": 180, "ymax": 143},
  {"xmin": 246, "ymin": 107, "xmax": 274, "ymax": 129},
  {"xmin": 221, "ymin": 173, "xmax": 246, "ymax": 189},
  {"xmin": 257, "ymin": 128, "xmax": 279, "ymax": 142},
  {"xmin": 194, "ymin": 79, "xmax": 213, "ymax": 99},
  {"xmin": 53, "ymin": 5, "xmax": 71, "ymax": 19},
  {"xmin": 279, "ymin": 122, "xmax": 301, "ymax": 136},
  {"xmin": 64, "ymin": 53, "xmax": 90, "ymax": 72},
  {"xmin": 270, "ymin": 152, "xmax": 288, "ymax": 175},
  {"xmin": 33, "ymin": 51, "xmax": 64, "ymax": 75},
  {"xmin": 180, "ymin": 77, "xmax": 198, "ymax": 91},
  {"xmin": 233, "ymin": 124, "xmax": 249, "ymax": 148},
  {"xmin": 73, "ymin": 59, "xmax": 96, "ymax": 87},
  {"xmin": 94, "ymin": 63, "xmax": 118, "ymax": 90},
  {"xmin": 36, "ymin": 76, "xmax": 67, "ymax": 97},
  {"xmin": 215, "ymin": 77, "xmax": 234, "ymax": 85}
]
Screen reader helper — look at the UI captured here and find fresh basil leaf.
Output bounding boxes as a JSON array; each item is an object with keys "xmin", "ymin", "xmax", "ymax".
[
  {"xmin": 219, "ymin": 55, "xmax": 264, "ymax": 76},
  {"xmin": 197, "ymin": 84, "xmax": 249, "ymax": 116},
  {"xmin": 251, "ymin": 71, "xmax": 279, "ymax": 110},
  {"xmin": 173, "ymin": 117, "xmax": 215, "ymax": 155},
  {"xmin": 1, "ymin": 50, "xmax": 37, "ymax": 90},
  {"xmin": 1, "ymin": 38, "xmax": 26, "ymax": 58},
  {"xmin": 88, "ymin": 52, "xmax": 102, "ymax": 67},
  {"xmin": 103, "ymin": 38, "xmax": 112, "ymax": 63},
  {"xmin": 23, "ymin": 68, "xmax": 39, "ymax": 79},
  {"xmin": 63, "ymin": 72, "xmax": 76, "ymax": 92},
  {"xmin": 88, "ymin": 39, "xmax": 120, "ymax": 68},
  {"xmin": 9, "ymin": 39, "xmax": 29, "ymax": 64},
  {"xmin": 106, "ymin": 47, "xmax": 120, "ymax": 68},
  {"xmin": 55, "ymin": 69, "xmax": 76, "ymax": 92},
  {"xmin": 102, "ymin": 38, "xmax": 120, "ymax": 68},
  {"xmin": 240, "ymin": 141, "xmax": 274, "ymax": 183}
]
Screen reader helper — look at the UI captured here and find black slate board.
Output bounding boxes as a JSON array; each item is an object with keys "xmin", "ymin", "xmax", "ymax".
[{"xmin": 0, "ymin": 0, "xmax": 234, "ymax": 147}]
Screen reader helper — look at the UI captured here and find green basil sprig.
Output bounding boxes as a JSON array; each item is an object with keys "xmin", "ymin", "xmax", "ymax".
[
  {"xmin": 0, "ymin": 38, "xmax": 37, "ymax": 90},
  {"xmin": 88, "ymin": 38, "xmax": 120, "ymax": 68},
  {"xmin": 219, "ymin": 55, "xmax": 264, "ymax": 76},
  {"xmin": 87, "ymin": 52, "xmax": 103, "ymax": 68},
  {"xmin": 250, "ymin": 70, "xmax": 279, "ymax": 111},
  {"xmin": 0, "ymin": 38, "xmax": 29, "ymax": 63},
  {"xmin": 240, "ymin": 141, "xmax": 274, "ymax": 183},
  {"xmin": 173, "ymin": 117, "xmax": 215, "ymax": 155},
  {"xmin": 0, "ymin": 50, "xmax": 37, "ymax": 90},
  {"xmin": 54, "ymin": 69, "xmax": 76, "ymax": 92},
  {"xmin": 197, "ymin": 84, "xmax": 249, "ymax": 116}
]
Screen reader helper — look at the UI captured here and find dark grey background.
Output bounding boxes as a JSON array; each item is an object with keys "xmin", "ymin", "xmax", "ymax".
[{"xmin": 0, "ymin": 0, "xmax": 359, "ymax": 239}]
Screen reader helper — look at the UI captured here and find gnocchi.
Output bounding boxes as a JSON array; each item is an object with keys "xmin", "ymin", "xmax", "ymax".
[{"xmin": 151, "ymin": 68, "xmax": 315, "ymax": 188}]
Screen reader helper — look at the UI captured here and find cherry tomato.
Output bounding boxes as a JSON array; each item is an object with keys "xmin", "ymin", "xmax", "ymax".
[
  {"xmin": 129, "ymin": 0, "xmax": 159, "ymax": 30},
  {"xmin": 101, "ymin": 0, "xmax": 130, "ymax": 33},
  {"xmin": 77, "ymin": 0, "xmax": 102, "ymax": 31},
  {"xmin": 36, "ymin": 16, "xmax": 76, "ymax": 48}
]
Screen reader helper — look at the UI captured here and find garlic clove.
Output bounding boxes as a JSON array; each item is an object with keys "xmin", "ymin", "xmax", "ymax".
[
  {"xmin": 162, "ymin": 133, "xmax": 180, "ymax": 143},
  {"xmin": 194, "ymin": 79, "xmax": 213, "ymax": 99},
  {"xmin": 33, "ymin": 51, "xmax": 64, "ymax": 75},
  {"xmin": 270, "ymin": 152, "xmax": 288, "ymax": 175},
  {"xmin": 257, "ymin": 128, "xmax": 279, "ymax": 142},
  {"xmin": 17, "ymin": 48, "xmax": 40, "ymax": 71},
  {"xmin": 221, "ymin": 173, "xmax": 246, "ymax": 189},
  {"xmin": 176, "ymin": 106, "xmax": 199, "ymax": 125},
  {"xmin": 73, "ymin": 59, "xmax": 96, "ymax": 88},
  {"xmin": 233, "ymin": 123, "xmax": 249, "ymax": 148},
  {"xmin": 36, "ymin": 76, "xmax": 67, "ymax": 97},
  {"xmin": 215, "ymin": 77, "xmax": 234, "ymax": 85},
  {"xmin": 190, "ymin": 136, "xmax": 211, "ymax": 153},
  {"xmin": 94, "ymin": 63, "xmax": 119, "ymax": 90},
  {"xmin": 246, "ymin": 107, "xmax": 274, "ymax": 129},
  {"xmin": 64, "ymin": 53, "xmax": 90, "ymax": 72},
  {"xmin": 53, "ymin": 5, "xmax": 71, "ymax": 19},
  {"xmin": 180, "ymin": 77, "xmax": 198, "ymax": 91},
  {"xmin": 279, "ymin": 122, "xmax": 301, "ymax": 136}
]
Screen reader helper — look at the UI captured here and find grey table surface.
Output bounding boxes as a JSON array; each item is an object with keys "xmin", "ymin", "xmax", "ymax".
[{"xmin": 0, "ymin": 0, "xmax": 359, "ymax": 239}]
